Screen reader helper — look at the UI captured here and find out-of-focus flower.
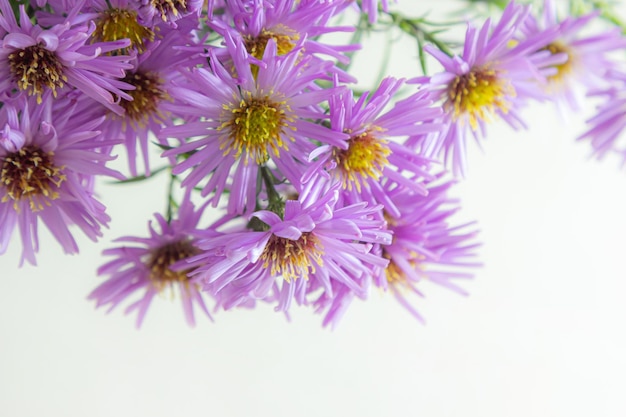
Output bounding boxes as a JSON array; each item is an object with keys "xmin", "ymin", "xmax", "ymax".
[
  {"xmin": 519, "ymin": 0, "xmax": 626, "ymax": 113},
  {"xmin": 89, "ymin": 196, "xmax": 215, "ymax": 328},
  {"xmin": 579, "ymin": 70, "xmax": 626, "ymax": 164}
]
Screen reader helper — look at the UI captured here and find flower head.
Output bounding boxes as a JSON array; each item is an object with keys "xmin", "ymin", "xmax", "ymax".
[
  {"xmin": 161, "ymin": 34, "xmax": 345, "ymax": 214},
  {"xmin": 0, "ymin": 95, "xmax": 122, "ymax": 265},
  {"xmin": 89, "ymin": 196, "xmax": 215, "ymax": 327},
  {"xmin": 0, "ymin": 0, "xmax": 133, "ymax": 113},
  {"xmin": 306, "ymin": 77, "xmax": 441, "ymax": 218},
  {"xmin": 417, "ymin": 2, "xmax": 559, "ymax": 176},
  {"xmin": 189, "ymin": 175, "xmax": 392, "ymax": 314}
]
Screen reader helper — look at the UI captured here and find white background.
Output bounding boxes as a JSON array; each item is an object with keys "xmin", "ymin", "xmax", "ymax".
[{"xmin": 2, "ymin": 1, "xmax": 626, "ymax": 416}]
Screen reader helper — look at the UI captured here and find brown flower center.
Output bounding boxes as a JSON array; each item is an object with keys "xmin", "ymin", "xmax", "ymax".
[
  {"xmin": 1, "ymin": 146, "xmax": 66, "ymax": 211},
  {"xmin": 8, "ymin": 44, "xmax": 67, "ymax": 103},
  {"xmin": 146, "ymin": 239, "xmax": 201, "ymax": 290},
  {"xmin": 118, "ymin": 70, "xmax": 168, "ymax": 126}
]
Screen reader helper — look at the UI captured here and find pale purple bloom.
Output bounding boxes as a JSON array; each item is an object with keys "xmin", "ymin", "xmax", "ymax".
[
  {"xmin": 89, "ymin": 196, "xmax": 215, "ymax": 328},
  {"xmin": 519, "ymin": 0, "xmax": 626, "ymax": 113},
  {"xmin": 161, "ymin": 34, "xmax": 346, "ymax": 215},
  {"xmin": 415, "ymin": 2, "xmax": 560, "ymax": 176},
  {"xmin": 188, "ymin": 175, "xmax": 392, "ymax": 314},
  {"xmin": 0, "ymin": 95, "xmax": 122, "ymax": 265},
  {"xmin": 0, "ymin": 0, "xmax": 133, "ymax": 113},
  {"xmin": 306, "ymin": 77, "xmax": 441, "ymax": 218}
]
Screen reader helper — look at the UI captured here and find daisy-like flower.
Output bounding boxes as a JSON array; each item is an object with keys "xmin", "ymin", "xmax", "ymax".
[
  {"xmin": 0, "ymin": 0, "xmax": 133, "ymax": 113},
  {"xmin": 377, "ymin": 180, "xmax": 480, "ymax": 322},
  {"xmin": 306, "ymin": 77, "xmax": 442, "ymax": 219},
  {"xmin": 519, "ymin": 0, "xmax": 626, "ymax": 112},
  {"xmin": 0, "ymin": 95, "xmax": 123, "ymax": 265},
  {"xmin": 89, "ymin": 196, "xmax": 215, "ymax": 328},
  {"xmin": 417, "ymin": 1, "xmax": 560, "ymax": 176},
  {"xmin": 161, "ymin": 34, "xmax": 347, "ymax": 215},
  {"xmin": 189, "ymin": 175, "xmax": 392, "ymax": 314}
]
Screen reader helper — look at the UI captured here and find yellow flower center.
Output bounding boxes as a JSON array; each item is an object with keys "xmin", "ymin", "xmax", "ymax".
[
  {"xmin": 383, "ymin": 248, "xmax": 424, "ymax": 287},
  {"xmin": 332, "ymin": 129, "xmax": 390, "ymax": 192},
  {"xmin": 219, "ymin": 93, "xmax": 293, "ymax": 165},
  {"xmin": 93, "ymin": 8, "xmax": 154, "ymax": 52},
  {"xmin": 118, "ymin": 70, "xmax": 169, "ymax": 127},
  {"xmin": 446, "ymin": 67, "xmax": 514, "ymax": 130},
  {"xmin": 259, "ymin": 232, "xmax": 324, "ymax": 282},
  {"xmin": 544, "ymin": 42, "xmax": 573, "ymax": 85},
  {"xmin": 244, "ymin": 27, "xmax": 299, "ymax": 78},
  {"xmin": 146, "ymin": 239, "xmax": 200, "ymax": 291},
  {"xmin": 151, "ymin": 0, "xmax": 188, "ymax": 21},
  {"xmin": 1, "ymin": 146, "xmax": 66, "ymax": 212},
  {"xmin": 8, "ymin": 44, "xmax": 67, "ymax": 103}
]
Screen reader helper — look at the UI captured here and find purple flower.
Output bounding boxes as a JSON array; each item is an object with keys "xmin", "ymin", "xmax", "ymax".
[
  {"xmin": 0, "ymin": 95, "xmax": 122, "ymax": 265},
  {"xmin": 416, "ymin": 2, "xmax": 559, "ymax": 176},
  {"xmin": 519, "ymin": 0, "xmax": 626, "ymax": 112},
  {"xmin": 306, "ymin": 77, "xmax": 442, "ymax": 218},
  {"xmin": 188, "ymin": 175, "xmax": 392, "ymax": 314},
  {"xmin": 89, "ymin": 196, "xmax": 215, "ymax": 328},
  {"xmin": 161, "ymin": 34, "xmax": 346, "ymax": 214},
  {"xmin": 377, "ymin": 180, "xmax": 480, "ymax": 322},
  {"xmin": 0, "ymin": 0, "xmax": 133, "ymax": 113}
]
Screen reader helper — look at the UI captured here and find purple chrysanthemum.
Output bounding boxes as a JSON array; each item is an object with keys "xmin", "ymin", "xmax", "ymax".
[
  {"xmin": 0, "ymin": 95, "xmax": 122, "ymax": 265},
  {"xmin": 161, "ymin": 33, "xmax": 346, "ymax": 214},
  {"xmin": 188, "ymin": 175, "xmax": 392, "ymax": 314},
  {"xmin": 89, "ymin": 196, "xmax": 215, "ymax": 328},
  {"xmin": 415, "ymin": 2, "xmax": 560, "ymax": 176},
  {"xmin": 306, "ymin": 77, "xmax": 442, "ymax": 218},
  {"xmin": 0, "ymin": 0, "xmax": 133, "ymax": 113}
]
